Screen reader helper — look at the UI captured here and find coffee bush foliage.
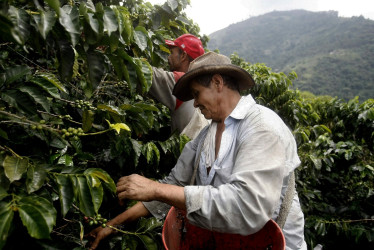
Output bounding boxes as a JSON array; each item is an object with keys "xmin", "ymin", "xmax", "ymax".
[{"xmin": 0, "ymin": 1, "xmax": 373, "ymax": 249}]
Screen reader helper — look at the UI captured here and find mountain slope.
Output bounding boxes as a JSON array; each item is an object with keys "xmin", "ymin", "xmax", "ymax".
[{"xmin": 208, "ymin": 10, "xmax": 374, "ymax": 101}]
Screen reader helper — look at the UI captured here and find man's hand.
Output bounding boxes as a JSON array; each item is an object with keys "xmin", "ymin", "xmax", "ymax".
[
  {"xmin": 86, "ymin": 224, "xmax": 115, "ymax": 250},
  {"xmin": 116, "ymin": 174, "xmax": 159, "ymax": 202},
  {"xmin": 85, "ymin": 202, "xmax": 151, "ymax": 250}
]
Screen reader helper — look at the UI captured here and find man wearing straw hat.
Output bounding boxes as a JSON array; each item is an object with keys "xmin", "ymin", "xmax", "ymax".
[{"xmin": 88, "ymin": 52, "xmax": 307, "ymax": 249}]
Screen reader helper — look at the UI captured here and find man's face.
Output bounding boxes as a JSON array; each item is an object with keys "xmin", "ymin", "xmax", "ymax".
[
  {"xmin": 191, "ymin": 80, "xmax": 219, "ymax": 121},
  {"xmin": 168, "ymin": 46, "xmax": 183, "ymax": 71}
]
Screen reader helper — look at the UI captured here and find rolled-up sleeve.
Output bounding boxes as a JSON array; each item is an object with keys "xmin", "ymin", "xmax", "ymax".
[
  {"xmin": 185, "ymin": 130, "xmax": 286, "ymax": 235},
  {"xmin": 142, "ymin": 136, "xmax": 200, "ymax": 218}
]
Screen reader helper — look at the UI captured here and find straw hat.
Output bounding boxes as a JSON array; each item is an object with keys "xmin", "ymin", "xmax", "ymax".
[{"xmin": 173, "ymin": 52, "xmax": 255, "ymax": 101}]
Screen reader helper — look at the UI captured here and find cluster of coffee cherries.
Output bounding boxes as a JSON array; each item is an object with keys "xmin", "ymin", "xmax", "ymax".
[
  {"xmin": 72, "ymin": 100, "xmax": 96, "ymax": 110},
  {"xmin": 84, "ymin": 214, "xmax": 108, "ymax": 228},
  {"xmin": 61, "ymin": 127, "xmax": 84, "ymax": 140},
  {"xmin": 30, "ymin": 119, "xmax": 46, "ymax": 130}
]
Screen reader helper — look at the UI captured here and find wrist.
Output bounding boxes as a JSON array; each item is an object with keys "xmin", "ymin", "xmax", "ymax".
[{"xmin": 153, "ymin": 181, "xmax": 163, "ymax": 201}]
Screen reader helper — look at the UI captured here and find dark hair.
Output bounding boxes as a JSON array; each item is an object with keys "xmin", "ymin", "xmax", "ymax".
[{"xmin": 193, "ymin": 74, "xmax": 239, "ymax": 91}]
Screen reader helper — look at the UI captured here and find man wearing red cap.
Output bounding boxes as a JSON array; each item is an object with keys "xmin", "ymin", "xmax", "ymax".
[{"xmin": 149, "ymin": 34, "xmax": 208, "ymax": 139}]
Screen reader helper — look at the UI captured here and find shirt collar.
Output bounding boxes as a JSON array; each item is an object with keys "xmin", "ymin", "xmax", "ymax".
[{"xmin": 226, "ymin": 95, "xmax": 256, "ymax": 124}]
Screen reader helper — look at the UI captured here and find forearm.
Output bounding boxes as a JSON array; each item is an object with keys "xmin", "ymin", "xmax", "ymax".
[
  {"xmin": 109, "ymin": 202, "xmax": 150, "ymax": 226},
  {"xmin": 154, "ymin": 182, "xmax": 186, "ymax": 210}
]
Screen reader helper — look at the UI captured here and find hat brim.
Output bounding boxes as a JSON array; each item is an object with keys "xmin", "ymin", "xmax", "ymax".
[
  {"xmin": 165, "ymin": 39, "xmax": 176, "ymax": 46},
  {"xmin": 173, "ymin": 65, "xmax": 255, "ymax": 102}
]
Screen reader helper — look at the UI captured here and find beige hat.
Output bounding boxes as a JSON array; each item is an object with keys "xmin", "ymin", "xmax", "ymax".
[{"xmin": 173, "ymin": 52, "xmax": 255, "ymax": 101}]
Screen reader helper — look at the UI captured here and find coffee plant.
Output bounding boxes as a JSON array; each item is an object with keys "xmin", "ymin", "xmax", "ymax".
[{"xmin": 0, "ymin": 1, "xmax": 373, "ymax": 249}]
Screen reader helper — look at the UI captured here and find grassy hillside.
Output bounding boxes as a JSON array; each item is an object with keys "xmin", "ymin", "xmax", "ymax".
[{"xmin": 208, "ymin": 10, "xmax": 374, "ymax": 101}]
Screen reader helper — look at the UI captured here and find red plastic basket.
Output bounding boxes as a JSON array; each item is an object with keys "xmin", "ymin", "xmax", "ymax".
[{"xmin": 162, "ymin": 207, "xmax": 285, "ymax": 250}]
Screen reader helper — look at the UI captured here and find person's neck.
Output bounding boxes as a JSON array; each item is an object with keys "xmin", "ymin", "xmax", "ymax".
[
  {"xmin": 176, "ymin": 61, "xmax": 190, "ymax": 73},
  {"xmin": 214, "ymin": 92, "xmax": 241, "ymax": 124}
]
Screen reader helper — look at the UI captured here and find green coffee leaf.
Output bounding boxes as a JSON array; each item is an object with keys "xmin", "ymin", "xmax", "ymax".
[
  {"xmin": 0, "ymin": 201, "xmax": 14, "ymax": 249},
  {"xmin": 18, "ymin": 195, "xmax": 57, "ymax": 239},
  {"xmin": 32, "ymin": 10, "xmax": 56, "ymax": 39},
  {"xmin": 2, "ymin": 156, "xmax": 29, "ymax": 183},
  {"xmin": 86, "ymin": 175, "xmax": 103, "ymax": 214},
  {"xmin": 26, "ymin": 165, "xmax": 47, "ymax": 194},
  {"xmin": 84, "ymin": 168, "xmax": 116, "ymax": 193},
  {"xmin": 55, "ymin": 174, "xmax": 74, "ymax": 217},
  {"xmin": 103, "ymin": 7, "xmax": 118, "ymax": 36},
  {"xmin": 70, "ymin": 175, "xmax": 95, "ymax": 216}
]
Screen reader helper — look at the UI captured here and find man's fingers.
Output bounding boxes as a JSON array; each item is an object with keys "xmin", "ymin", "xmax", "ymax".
[
  {"xmin": 116, "ymin": 184, "xmax": 126, "ymax": 193},
  {"xmin": 117, "ymin": 174, "xmax": 134, "ymax": 186},
  {"xmin": 89, "ymin": 238, "xmax": 100, "ymax": 250}
]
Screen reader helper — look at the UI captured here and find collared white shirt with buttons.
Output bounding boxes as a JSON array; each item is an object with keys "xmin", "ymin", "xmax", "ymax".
[{"xmin": 144, "ymin": 94, "xmax": 307, "ymax": 249}]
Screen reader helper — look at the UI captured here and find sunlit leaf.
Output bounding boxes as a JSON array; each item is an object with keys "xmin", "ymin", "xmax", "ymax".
[
  {"xmin": 133, "ymin": 58, "xmax": 152, "ymax": 94},
  {"xmin": 83, "ymin": 168, "xmax": 116, "ymax": 193},
  {"xmin": 37, "ymin": 72, "xmax": 67, "ymax": 93},
  {"xmin": 8, "ymin": 6, "xmax": 30, "ymax": 44},
  {"xmin": 112, "ymin": 6, "xmax": 133, "ymax": 44},
  {"xmin": 45, "ymin": 0, "xmax": 61, "ymax": 16},
  {"xmin": 32, "ymin": 10, "xmax": 56, "ymax": 39},
  {"xmin": 134, "ymin": 26, "xmax": 148, "ymax": 52},
  {"xmin": 103, "ymin": 7, "xmax": 118, "ymax": 36},
  {"xmin": 59, "ymin": 5, "xmax": 80, "ymax": 46},
  {"xmin": 57, "ymin": 155, "xmax": 74, "ymax": 167},
  {"xmin": 142, "ymin": 142, "xmax": 159, "ymax": 164},
  {"xmin": 30, "ymin": 77, "xmax": 61, "ymax": 98},
  {"xmin": 2, "ymin": 156, "xmax": 29, "ymax": 183},
  {"xmin": 106, "ymin": 120, "xmax": 131, "ymax": 134}
]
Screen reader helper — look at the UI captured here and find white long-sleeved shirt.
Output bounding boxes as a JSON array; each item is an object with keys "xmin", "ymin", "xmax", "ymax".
[{"xmin": 143, "ymin": 94, "xmax": 307, "ymax": 249}]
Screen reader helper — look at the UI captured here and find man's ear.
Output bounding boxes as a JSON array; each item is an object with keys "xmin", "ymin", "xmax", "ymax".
[
  {"xmin": 212, "ymin": 74, "xmax": 224, "ymax": 91},
  {"xmin": 181, "ymin": 51, "xmax": 189, "ymax": 62}
]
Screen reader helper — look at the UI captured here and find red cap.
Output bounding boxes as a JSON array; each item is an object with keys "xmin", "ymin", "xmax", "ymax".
[{"xmin": 165, "ymin": 34, "xmax": 204, "ymax": 59}]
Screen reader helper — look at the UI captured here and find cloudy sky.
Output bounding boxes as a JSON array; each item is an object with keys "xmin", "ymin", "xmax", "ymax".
[{"xmin": 147, "ymin": 0, "xmax": 374, "ymax": 35}]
